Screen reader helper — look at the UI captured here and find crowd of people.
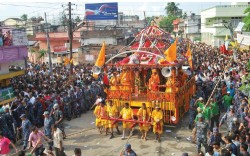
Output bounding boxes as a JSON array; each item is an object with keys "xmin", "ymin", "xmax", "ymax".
[
  {"xmin": 186, "ymin": 42, "xmax": 250, "ymax": 155},
  {"xmin": 0, "ymin": 63, "xmax": 106, "ymax": 155},
  {"xmin": 0, "ymin": 40, "xmax": 249, "ymax": 155}
]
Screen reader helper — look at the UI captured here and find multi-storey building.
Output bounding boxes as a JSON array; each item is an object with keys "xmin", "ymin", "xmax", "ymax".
[{"xmin": 201, "ymin": 2, "xmax": 249, "ymax": 47}]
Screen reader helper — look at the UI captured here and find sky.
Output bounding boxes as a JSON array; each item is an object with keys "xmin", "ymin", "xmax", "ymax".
[{"xmin": 0, "ymin": 1, "xmax": 231, "ymax": 23}]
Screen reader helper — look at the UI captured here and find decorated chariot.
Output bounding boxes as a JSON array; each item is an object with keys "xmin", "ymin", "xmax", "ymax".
[{"xmin": 93, "ymin": 22, "xmax": 196, "ymax": 125}]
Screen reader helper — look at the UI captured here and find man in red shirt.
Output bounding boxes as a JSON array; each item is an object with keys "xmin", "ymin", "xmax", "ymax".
[{"xmin": 0, "ymin": 132, "xmax": 18, "ymax": 156}]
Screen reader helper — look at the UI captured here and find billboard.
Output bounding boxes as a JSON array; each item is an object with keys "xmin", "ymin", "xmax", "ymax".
[
  {"xmin": 12, "ymin": 29, "xmax": 28, "ymax": 46},
  {"xmin": 0, "ymin": 28, "xmax": 28, "ymax": 47},
  {"xmin": 85, "ymin": 2, "xmax": 118, "ymax": 20}
]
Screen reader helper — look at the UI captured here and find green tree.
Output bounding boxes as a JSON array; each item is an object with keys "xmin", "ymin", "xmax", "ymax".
[
  {"xmin": 37, "ymin": 49, "xmax": 47, "ymax": 59},
  {"xmin": 165, "ymin": 2, "xmax": 182, "ymax": 18},
  {"xmin": 75, "ymin": 16, "xmax": 81, "ymax": 23},
  {"xmin": 243, "ymin": 7, "xmax": 250, "ymax": 31},
  {"xmin": 21, "ymin": 14, "xmax": 28, "ymax": 21},
  {"xmin": 159, "ymin": 2, "xmax": 183, "ymax": 32},
  {"xmin": 159, "ymin": 15, "xmax": 176, "ymax": 32}
]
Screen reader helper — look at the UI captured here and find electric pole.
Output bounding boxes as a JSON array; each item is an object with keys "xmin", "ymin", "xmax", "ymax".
[
  {"xmin": 44, "ymin": 12, "xmax": 53, "ymax": 77},
  {"xmin": 143, "ymin": 11, "xmax": 147, "ymax": 27},
  {"xmin": 68, "ymin": 2, "xmax": 73, "ymax": 74}
]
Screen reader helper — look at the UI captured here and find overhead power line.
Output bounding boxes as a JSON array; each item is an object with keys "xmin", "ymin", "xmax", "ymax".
[{"xmin": 0, "ymin": 3, "xmax": 60, "ymax": 8}]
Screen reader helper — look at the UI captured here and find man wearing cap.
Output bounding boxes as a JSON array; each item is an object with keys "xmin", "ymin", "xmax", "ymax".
[
  {"xmin": 222, "ymin": 91, "xmax": 233, "ymax": 111},
  {"xmin": 107, "ymin": 100, "xmax": 121, "ymax": 139},
  {"xmin": 219, "ymin": 105, "xmax": 237, "ymax": 134},
  {"xmin": 151, "ymin": 105, "xmax": 163, "ymax": 143},
  {"xmin": 19, "ymin": 114, "xmax": 32, "ymax": 150},
  {"xmin": 119, "ymin": 103, "xmax": 134, "ymax": 140},
  {"xmin": 51, "ymin": 103, "xmax": 66, "ymax": 139},
  {"xmin": 43, "ymin": 111, "xmax": 54, "ymax": 150},
  {"xmin": 137, "ymin": 103, "xmax": 151, "ymax": 141},
  {"xmin": 208, "ymin": 127, "xmax": 225, "ymax": 146},
  {"xmin": 120, "ymin": 143, "xmax": 137, "ymax": 156},
  {"xmin": 195, "ymin": 114, "xmax": 210, "ymax": 153}
]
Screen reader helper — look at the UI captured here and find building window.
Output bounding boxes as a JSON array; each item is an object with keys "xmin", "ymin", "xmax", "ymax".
[{"xmin": 231, "ymin": 17, "xmax": 242, "ymax": 27}]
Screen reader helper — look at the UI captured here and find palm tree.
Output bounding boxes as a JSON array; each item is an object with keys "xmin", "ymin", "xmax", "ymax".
[
  {"xmin": 29, "ymin": 48, "xmax": 36, "ymax": 62},
  {"xmin": 37, "ymin": 49, "xmax": 47, "ymax": 63},
  {"xmin": 165, "ymin": 2, "xmax": 182, "ymax": 18}
]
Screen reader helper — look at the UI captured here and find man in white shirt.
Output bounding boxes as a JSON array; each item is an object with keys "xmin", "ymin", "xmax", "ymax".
[{"xmin": 52, "ymin": 125, "xmax": 65, "ymax": 156}]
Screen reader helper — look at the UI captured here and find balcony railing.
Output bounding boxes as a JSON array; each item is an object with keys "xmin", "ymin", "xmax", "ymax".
[{"xmin": 0, "ymin": 46, "xmax": 28, "ymax": 63}]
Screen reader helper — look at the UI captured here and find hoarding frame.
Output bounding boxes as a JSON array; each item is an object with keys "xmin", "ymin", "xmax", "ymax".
[{"xmin": 85, "ymin": 2, "xmax": 118, "ymax": 20}]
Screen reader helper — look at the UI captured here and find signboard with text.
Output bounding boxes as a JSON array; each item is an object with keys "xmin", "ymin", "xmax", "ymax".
[
  {"xmin": 12, "ymin": 29, "xmax": 28, "ymax": 46},
  {"xmin": 0, "ymin": 28, "xmax": 28, "ymax": 46},
  {"xmin": 53, "ymin": 45, "xmax": 67, "ymax": 52}
]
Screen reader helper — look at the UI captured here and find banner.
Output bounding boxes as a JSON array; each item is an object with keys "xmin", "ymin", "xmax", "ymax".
[
  {"xmin": 12, "ymin": 29, "xmax": 28, "ymax": 46},
  {"xmin": 85, "ymin": 2, "xmax": 118, "ymax": 20},
  {"xmin": 53, "ymin": 45, "xmax": 67, "ymax": 52},
  {"xmin": 0, "ymin": 28, "xmax": 28, "ymax": 46},
  {"xmin": 0, "ymin": 87, "xmax": 14, "ymax": 102}
]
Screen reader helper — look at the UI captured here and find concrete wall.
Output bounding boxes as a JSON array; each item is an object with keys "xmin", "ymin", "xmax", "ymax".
[
  {"xmin": 81, "ymin": 30, "xmax": 123, "ymax": 39},
  {"xmin": 3, "ymin": 19, "xmax": 25, "ymax": 27},
  {"xmin": 201, "ymin": 5, "xmax": 248, "ymax": 18},
  {"xmin": 185, "ymin": 21, "xmax": 200, "ymax": 34},
  {"xmin": 0, "ymin": 63, "xmax": 9, "ymax": 75},
  {"xmin": 38, "ymin": 40, "xmax": 80, "ymax": 52},
  {"xmin": 82, "ymin": 38, "xmax": 117, "ymax": 46},
  {"xmin": 36, "ymin": 31, "xmax": 81, "ymax": 39}
]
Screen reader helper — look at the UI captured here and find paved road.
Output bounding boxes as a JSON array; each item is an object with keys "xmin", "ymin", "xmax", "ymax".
[
  {"xmin": 62, "ymin": 111, "xmax": 197, "ymax": 156},
  {"xmin": 11, "ymin": 111, "xmax": 224, "ymax": 156}
]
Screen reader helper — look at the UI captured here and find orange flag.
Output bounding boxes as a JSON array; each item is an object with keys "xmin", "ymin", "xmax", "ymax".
[
  {"xmin": 95, "ymin": 41, "xmax": 106, "ymax": 67},
  {"xmin": 164, "ymin": 39, "xmax": 177, "ymax": 62},
  {"xmin": 64, "ymin": 57, "xmax": 70, "ymax": 66},
  {"xmin": 185, "ymin": 46, "xmax": 193, "ymax": 69}
]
